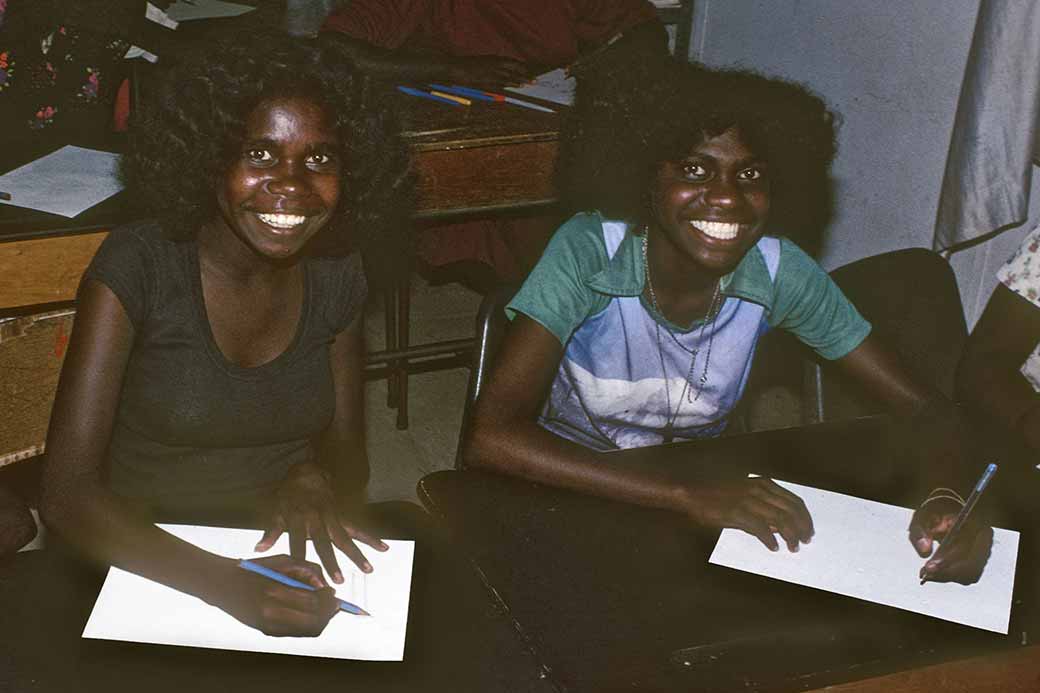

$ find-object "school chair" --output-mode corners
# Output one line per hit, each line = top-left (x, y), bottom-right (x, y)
(809, 247), (967, 423)
(739, 247), (968, 432)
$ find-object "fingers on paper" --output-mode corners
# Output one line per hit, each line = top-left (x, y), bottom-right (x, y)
(326, 513), (389, 575)
(255, 516), (286, 552)
(737, 480), (813, 552)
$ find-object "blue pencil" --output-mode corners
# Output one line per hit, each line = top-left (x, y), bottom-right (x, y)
(238, 559), (371, 616)
(396, 85), (463, 107)
(429, 84), (496, 102)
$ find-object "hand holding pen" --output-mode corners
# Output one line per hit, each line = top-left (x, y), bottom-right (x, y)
(910, 463), (997, 585)
(210, 554), (341, 637)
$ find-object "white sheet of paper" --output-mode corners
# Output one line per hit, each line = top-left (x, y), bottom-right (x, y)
(145, 2), (179, 30)
(0, 146), (122, 218)
(708, 480), (1019, 634)
(82, 524), (415, 660)
(505, 68), (576, 106)
(165, 0), (257, 22)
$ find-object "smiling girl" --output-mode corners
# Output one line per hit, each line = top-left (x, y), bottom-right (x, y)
(39, 32), (411, 636)
(466, 62), (993, 585)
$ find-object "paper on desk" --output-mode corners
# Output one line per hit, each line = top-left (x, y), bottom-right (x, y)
(146, 2), (179, 30)
(505, 68), (575, 106)
(0, 146), (122, 217)
(708, 480), (1019, 634)
(165, 0), (257, 22)
(82, 524), (415, 661)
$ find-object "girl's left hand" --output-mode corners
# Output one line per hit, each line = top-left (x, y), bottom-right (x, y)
(256, 462), (387, 582)
(908, 498), (993, 585)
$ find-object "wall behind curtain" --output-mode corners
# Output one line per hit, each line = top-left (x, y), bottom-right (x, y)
(687, 0), (1028, 326)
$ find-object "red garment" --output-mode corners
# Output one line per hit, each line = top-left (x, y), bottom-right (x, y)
(322, 0), (656, 68)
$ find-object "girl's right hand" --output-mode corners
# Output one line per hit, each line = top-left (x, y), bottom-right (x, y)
(678, 478), (815, 552)
(207, 554), (340, 637)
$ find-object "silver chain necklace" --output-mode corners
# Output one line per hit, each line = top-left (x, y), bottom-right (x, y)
(642, 231), (723, 443)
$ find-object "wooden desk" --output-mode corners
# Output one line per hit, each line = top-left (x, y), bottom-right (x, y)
(376, 93), (562, 428)
(417, 416), (1034, 692)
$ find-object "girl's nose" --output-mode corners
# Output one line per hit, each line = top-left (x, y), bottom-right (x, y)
(704, 177), (740, 208)
(264, 162), (306, 196)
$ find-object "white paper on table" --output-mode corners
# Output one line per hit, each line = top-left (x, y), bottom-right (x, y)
(145, 2), (179, 30)
(0, 146), (122, 217)
(708, 479), (1019, 634)
(165, 0), (257, 22)
(505, 68), (575, 106)
(82, 524), (415, 661)
(124, 45), (160, 63)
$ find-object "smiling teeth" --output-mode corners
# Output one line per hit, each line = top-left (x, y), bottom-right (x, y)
(692, 220), (740, 240)
(258, 213), (306, 229)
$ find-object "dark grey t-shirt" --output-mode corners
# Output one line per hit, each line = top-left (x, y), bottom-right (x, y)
(81, 222), (367, 518)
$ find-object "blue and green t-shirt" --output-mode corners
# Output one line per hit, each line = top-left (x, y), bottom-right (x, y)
(507, 212), (871, 450)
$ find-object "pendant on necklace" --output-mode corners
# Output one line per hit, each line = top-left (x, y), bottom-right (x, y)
(662, 422), (674, 444)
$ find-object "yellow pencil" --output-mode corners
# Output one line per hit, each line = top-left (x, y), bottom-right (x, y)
(430, 90), (472, 106)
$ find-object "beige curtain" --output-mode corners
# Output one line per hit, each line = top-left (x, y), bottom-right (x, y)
(933, 0), (1040, 252)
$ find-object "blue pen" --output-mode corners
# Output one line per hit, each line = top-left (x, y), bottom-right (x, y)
(238, 559), (371, 616)
(429, 84), (496, 102)
(396, 86), (463, 107)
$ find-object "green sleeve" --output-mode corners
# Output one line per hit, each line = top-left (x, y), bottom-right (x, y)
(506, 213), (609, 345)
(768, 239), (872, 360)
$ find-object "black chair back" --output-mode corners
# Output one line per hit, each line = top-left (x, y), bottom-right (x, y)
(814, 247), (967, 421)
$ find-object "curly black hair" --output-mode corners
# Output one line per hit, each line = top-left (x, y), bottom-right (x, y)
(559, 57), (838, 253)
(120, 30), (412, 277)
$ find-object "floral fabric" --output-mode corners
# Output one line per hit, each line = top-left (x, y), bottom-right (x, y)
(0, 1), (134, 154)
(997, 224), (1040, 391)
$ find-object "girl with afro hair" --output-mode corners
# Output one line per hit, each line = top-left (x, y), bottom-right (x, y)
(466, 59), (992, 586)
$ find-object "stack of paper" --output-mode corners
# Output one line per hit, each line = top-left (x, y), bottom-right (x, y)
(505, 68), (575, 107)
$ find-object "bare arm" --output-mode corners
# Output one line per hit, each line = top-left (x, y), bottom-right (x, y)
(957, 283), (1040, 453)
(832, 334), (993, 583)
(466, 315), (815, 552)
(40, 281), (338, 635)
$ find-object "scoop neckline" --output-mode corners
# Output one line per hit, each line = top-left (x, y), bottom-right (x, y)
(187, 242), (310, 379)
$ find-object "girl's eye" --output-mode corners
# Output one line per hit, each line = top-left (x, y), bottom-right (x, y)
(307, 152), (332, 166)
(247, 149), (273, 163)
(680, 162), (709, 180)
(739, 167), (765, 181)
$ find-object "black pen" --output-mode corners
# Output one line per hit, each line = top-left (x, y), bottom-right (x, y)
(0, 191), (11, 201)
(920, 462), (998, 585)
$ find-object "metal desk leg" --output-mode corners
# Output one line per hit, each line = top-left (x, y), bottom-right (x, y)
(395, 275), (411, 430)
(384, 284), (399, 410)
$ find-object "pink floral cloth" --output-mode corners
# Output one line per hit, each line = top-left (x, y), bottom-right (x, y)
(997, 224), (1040, 391)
